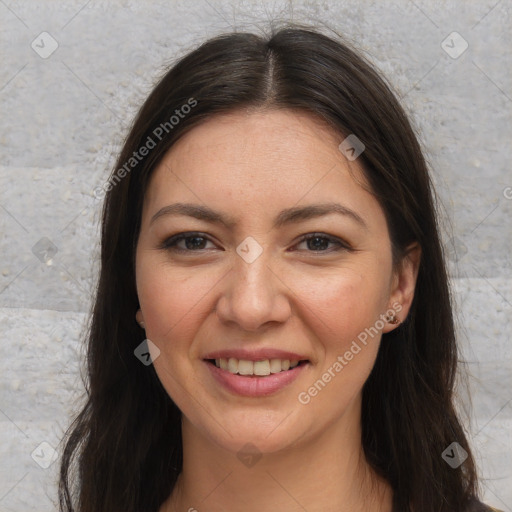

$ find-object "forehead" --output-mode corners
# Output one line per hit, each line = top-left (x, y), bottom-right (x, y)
(142, 109), (380, 228)
(154, 109), (346, 177)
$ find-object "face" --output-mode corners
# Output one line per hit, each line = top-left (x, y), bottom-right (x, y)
(135, 109), (415, 456)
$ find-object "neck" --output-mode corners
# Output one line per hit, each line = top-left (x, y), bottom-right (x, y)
(162, 398), (393, 512)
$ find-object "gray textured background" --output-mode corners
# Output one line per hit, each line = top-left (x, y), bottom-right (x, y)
(0, 1), (511, 510)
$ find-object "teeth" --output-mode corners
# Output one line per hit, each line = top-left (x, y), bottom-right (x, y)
(269, 358), (282, 373)
(238, 359), (253, 375)
(214, 357), (302, 376)
(227, 357), (238, 374)
(253, 360), (270, 376)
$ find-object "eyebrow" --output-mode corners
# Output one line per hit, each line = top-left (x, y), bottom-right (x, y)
(149, 202), (367, 230)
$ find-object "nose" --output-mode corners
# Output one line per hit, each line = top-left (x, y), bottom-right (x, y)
(214, 249), (292, 332)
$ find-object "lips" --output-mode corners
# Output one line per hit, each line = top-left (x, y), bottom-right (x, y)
(202, 348), (311, 397)
(205, 359), (308, 397)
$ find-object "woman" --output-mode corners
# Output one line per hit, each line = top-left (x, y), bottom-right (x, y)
(58, 24), (503, 512)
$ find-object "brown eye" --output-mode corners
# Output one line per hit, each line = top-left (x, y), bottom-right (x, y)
(294, 233), (351, 253)
(160, 232), (217, 253)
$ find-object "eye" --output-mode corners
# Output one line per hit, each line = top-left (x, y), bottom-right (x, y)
(159, 232), (217, 252)
(159, 232), (351, 254)
(294, 233), (351, 253)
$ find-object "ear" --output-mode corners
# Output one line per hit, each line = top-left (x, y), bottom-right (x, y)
(136, 308), (145, 328)
(382, 242), (421, 333)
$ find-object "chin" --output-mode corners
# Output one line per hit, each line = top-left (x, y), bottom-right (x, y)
(194, 414), (295, 452)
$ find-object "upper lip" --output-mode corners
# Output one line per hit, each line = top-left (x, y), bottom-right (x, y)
(202, 348), (309, 362)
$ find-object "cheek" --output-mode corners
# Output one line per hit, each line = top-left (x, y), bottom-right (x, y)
(292, 264), (389, 342)
(135, 261), (218, 403)
(136, 259), (219, 344)
(294, 272), (387, 414)
(294, 266), (388, 387)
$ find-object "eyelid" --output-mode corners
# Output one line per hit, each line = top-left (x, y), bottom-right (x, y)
(295, 233), (353, 252)
(159, 231), (353, 254)
(158, 231), (215, 252)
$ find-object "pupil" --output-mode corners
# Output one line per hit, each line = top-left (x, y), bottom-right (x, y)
(309, 237), (328, 250)
(186, 237), (206, 250)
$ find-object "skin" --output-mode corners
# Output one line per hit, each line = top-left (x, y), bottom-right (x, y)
(135, 108), (421, 512)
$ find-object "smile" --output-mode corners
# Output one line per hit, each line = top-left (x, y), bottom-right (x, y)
(204, 358), (310, 397)
(208, 357), (305, 376)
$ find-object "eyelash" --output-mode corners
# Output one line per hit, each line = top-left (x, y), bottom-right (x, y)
(159, 232), (352, 254)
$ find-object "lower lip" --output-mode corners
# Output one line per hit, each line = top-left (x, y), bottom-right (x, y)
(204, 361), (308, 397)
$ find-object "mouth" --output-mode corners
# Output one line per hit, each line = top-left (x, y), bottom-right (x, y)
(203, 357), (311, 397)
(204, 358), (310, 377)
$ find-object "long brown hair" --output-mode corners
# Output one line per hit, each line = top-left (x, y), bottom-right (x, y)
(59, 22), (485, 511)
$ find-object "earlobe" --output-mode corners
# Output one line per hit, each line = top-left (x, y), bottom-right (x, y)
(135, 309), (145, 329)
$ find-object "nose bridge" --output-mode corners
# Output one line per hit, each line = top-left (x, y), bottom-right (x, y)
(236, 245), (274, 299)
(217, 238), (291, 330)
